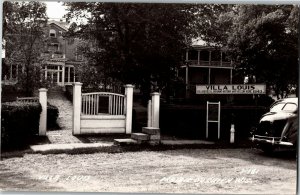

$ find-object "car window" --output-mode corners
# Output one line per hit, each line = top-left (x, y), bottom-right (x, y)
(282, 103), (297, 112)
(270, 103), (285, 112)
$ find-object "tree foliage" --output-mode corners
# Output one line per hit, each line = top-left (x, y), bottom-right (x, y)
(3, 1), (47, 95)
(198, 4), (298, 96)
(64, 3), (199, 99)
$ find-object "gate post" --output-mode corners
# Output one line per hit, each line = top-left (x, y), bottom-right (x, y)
(39, 88), (48, 136)
(73, 82), (82, 135)
(125, 84), (134, 134)
(151, 92), (160, 128)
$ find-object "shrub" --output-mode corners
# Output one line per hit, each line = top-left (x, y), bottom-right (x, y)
(47, 103), (59, 129)
(1, 102), (42, 149)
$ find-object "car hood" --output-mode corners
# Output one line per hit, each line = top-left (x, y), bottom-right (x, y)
(260, 112), (295, 123)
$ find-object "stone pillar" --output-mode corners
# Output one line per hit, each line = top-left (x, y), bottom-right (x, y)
(39, 88), (48, 136)
(151, 92), (160, 128)
(72, 82), (82, 135)
(125, 84), (134, 134)
(209, 51), (212, 65)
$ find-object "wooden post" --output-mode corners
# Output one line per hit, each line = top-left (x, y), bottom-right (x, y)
(39, 88), (48, 136)
(125, 84), (134, 134)
(72, 82), (82, 135)
(147, 100), (152, 127)
(151, 92), (160, 128)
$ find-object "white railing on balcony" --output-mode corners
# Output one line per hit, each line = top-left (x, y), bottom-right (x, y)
(81, 92), (125, 115)
(186, 60), (232, 67)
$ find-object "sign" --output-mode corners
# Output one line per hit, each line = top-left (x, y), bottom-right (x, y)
(196, 84), (266, 95)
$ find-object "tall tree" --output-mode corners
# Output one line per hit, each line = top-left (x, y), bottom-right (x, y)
(3, 1), (48, 95)
(198, 4), (298, 97)
(64, 3), (199, 100)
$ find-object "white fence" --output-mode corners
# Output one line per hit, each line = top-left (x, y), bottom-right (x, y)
(72, 83), (134, 135)
(17, 97), (39, 103)
(81, 92), (125, 115)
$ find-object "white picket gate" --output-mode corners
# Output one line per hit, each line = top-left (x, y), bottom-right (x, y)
(72, 83), (134, 135)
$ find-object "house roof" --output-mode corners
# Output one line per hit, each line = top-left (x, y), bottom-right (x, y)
(48, 20), (69, 31)
(190, 38), (224, 51)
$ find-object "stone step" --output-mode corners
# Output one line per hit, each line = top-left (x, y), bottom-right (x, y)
(142, 127), (160, 135)
(114, 138), (139, 146)
(131, 133), (149, 141)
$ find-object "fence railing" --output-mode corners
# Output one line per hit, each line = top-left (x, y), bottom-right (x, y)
(16, 97), (39, 103)
(81, 92), (125, 115)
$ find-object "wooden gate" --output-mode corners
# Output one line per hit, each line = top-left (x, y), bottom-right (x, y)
(72, 83), (134, 135)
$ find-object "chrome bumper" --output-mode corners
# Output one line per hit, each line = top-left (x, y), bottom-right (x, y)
(250, 135), (293, 146)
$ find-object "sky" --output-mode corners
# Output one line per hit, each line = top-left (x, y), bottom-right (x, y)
(45, 2), (68, 20)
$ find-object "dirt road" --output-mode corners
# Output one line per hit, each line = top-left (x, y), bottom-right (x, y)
(0, 148), (296, 194)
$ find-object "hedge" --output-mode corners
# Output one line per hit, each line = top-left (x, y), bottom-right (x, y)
(1, 102), (42, 149)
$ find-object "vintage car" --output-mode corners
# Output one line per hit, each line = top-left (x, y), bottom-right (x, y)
(251, 97), (298, 153)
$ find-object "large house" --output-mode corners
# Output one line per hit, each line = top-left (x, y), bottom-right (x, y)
(41, 20), (84, 86)
(2, 20), (84, 86)
(180, 39), (234, 99)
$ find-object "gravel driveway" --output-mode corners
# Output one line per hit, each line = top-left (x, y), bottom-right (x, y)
(0, 148), (296, 194)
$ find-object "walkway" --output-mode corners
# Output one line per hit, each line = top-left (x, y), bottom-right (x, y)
(47, 86), (82, 144)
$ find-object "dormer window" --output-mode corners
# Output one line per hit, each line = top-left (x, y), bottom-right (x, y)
(49, 29), (56, 37)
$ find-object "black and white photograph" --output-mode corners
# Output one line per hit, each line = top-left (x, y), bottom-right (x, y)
(0, 1), (298, 194)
